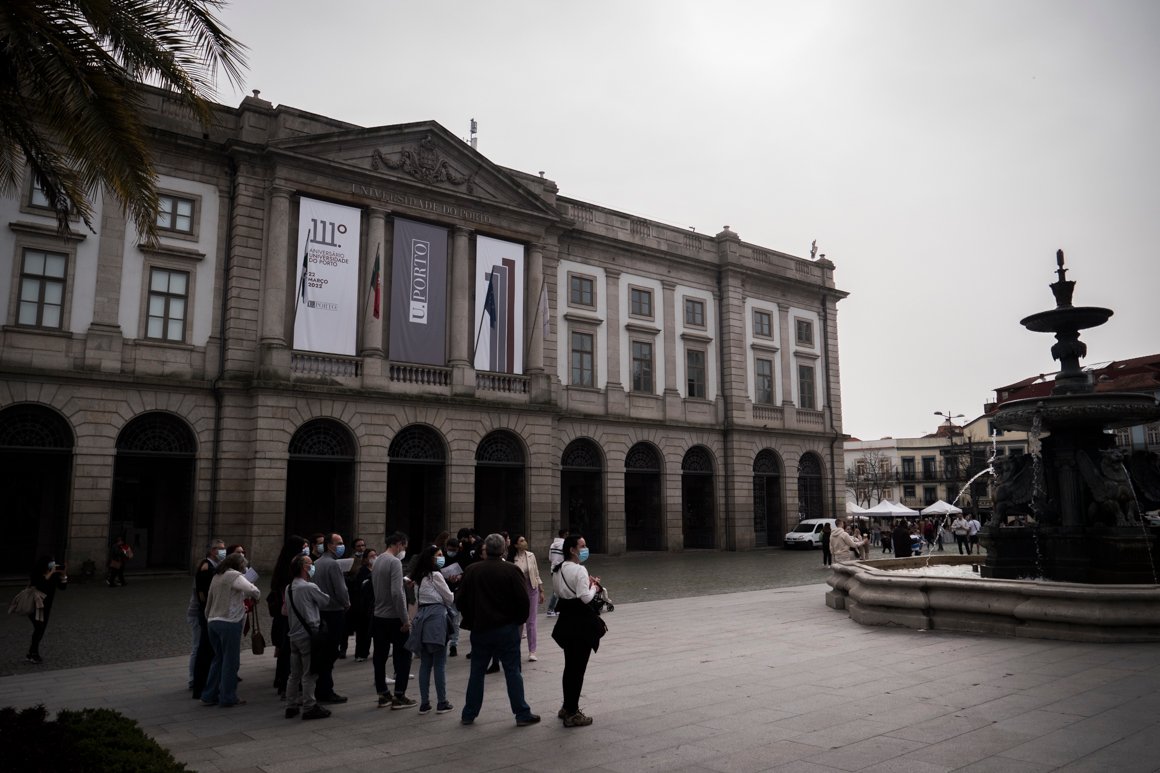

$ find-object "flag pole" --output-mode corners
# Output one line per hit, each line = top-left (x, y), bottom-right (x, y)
(472, 272), (494, 362)
(525, 276), (547, 362)
(294, 229), (310, 311)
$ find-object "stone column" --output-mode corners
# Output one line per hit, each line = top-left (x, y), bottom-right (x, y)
(84, 188), (127, 371)
(604, 269), (625, 414)
(779, 306), (795, 409)
(662, 280), (682, 419)
(259, 187), (292, 374)
(450, 226), (475, 395)
(526, 243), (552, 402)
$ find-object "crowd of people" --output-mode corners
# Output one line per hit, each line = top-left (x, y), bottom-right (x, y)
(182, 527), (602, 729)
(827, 514), (984, 562)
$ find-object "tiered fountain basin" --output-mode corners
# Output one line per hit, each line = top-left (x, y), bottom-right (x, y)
(826, 556), (1160, 643)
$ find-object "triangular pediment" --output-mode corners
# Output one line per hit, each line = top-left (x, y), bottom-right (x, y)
(269, 121), (559, 220)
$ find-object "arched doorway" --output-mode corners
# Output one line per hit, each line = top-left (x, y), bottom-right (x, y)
(287, 419), (357, 543)
(561, 438), (604, 553)
(798, 452), (825, 520)
(474, 431), (526, 538)
(625, 443), (663, 551)
(0, 404), (74, 573)
(386, 425), (446, 547)
(753, 449), (784, 546)
(681, 446), (716, 549)
(112, 412), (196, 569)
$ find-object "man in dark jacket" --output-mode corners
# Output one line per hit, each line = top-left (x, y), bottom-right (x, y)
(455, 533), (539, 727)
(892, 520), (913, 558)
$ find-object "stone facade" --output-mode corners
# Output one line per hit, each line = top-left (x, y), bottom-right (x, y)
(0, 87), (847, 572)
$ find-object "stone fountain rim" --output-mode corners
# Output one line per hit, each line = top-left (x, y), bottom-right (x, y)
(991, 391), (1160, 431)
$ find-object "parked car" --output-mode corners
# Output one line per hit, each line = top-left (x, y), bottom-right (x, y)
(784, 518), (838, 549)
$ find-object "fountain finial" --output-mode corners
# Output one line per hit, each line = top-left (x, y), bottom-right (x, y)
(1055, 248), (1067, 283)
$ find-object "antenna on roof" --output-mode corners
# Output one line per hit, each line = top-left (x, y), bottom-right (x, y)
(469, 118), (478, 150)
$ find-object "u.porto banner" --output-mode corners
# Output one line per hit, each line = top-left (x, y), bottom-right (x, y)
(293, 197), (361, 355)
(389, 218), (448, 365)
(473, 236), (524, 374)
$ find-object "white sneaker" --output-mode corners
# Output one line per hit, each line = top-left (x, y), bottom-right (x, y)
(529, 654), (538, 662)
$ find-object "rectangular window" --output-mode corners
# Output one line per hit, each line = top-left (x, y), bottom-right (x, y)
(684, 298), (705, 327)
(945, 456), (960, 479)
(921, 456), (937, 479)
(631, 340), (654, 393)
(629, 287), (653, 318)
(903, 484), (916, 499)
(753, 309), (772, 337)
(947, 484), (960, 503)
(1009, 446), (1024, 456)
(157, 194), (195, 234)
(17, 249), (67, 329)
(755, 358), (773, 404)
(1148, 424), (1160, 447)
(923, 486), (938, 505)
(795, 318), (814, 345)
(570, 331), (594, 387)
(798, 364), (816, 410)
(686, 348), (706, 398)
(901, 457), (915, 481)
(146, 268), (189, 341)
(569, 274), (594, 307)
(29, 178), (52, 209)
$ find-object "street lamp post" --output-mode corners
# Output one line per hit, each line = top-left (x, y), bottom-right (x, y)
(933, 411), (965, 509)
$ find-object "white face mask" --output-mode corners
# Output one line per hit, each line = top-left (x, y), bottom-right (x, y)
(397, 550), (406, 561)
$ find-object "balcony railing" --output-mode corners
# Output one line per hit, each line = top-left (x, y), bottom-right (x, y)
(388, 363), (450, 386)
(477, 372), (528, 395)
(291, 352), (360, 377)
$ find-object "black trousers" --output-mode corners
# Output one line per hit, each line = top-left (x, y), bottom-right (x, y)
(561, 640), (593, 715)
(372, 616), (412, 696)
(191, 615), (213, 697)
(315, 610), (345, 697)
(28, 608), (51, 656)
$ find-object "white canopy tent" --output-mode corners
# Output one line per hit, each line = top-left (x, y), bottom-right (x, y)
(921, 499), (963, 516)
(866, 500), (921, 518)
(846, 501), (870, 514)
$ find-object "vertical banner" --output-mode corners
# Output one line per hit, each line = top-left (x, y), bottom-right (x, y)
(389, 218), (448, 365)
(292, 197), (362, 355)
(473, 235), (524, 374)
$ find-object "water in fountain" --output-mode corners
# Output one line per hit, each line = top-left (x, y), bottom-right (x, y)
(1119, 462), (1159, 584)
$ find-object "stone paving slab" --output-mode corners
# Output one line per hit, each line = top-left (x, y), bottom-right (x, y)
(2, 583), (1159, 773)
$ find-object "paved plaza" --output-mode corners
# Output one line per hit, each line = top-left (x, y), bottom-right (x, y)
(2, 549), (1159, 772)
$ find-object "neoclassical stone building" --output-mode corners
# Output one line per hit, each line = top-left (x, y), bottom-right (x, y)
(0, 87), (847, 572)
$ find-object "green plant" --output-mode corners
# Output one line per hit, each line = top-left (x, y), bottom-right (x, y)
(0, 705), (189, 772)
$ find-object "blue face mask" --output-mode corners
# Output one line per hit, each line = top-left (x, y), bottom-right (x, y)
(435, 556), (446, 568)
(301, 546), (309, 555)
(579, 548), (590, 563)
(335, 544), (345, 558)
(215, 548), (227, 561)
(307, 564), (316, 578)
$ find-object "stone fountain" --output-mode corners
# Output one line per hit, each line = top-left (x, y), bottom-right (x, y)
(826, 252), (1160, 641)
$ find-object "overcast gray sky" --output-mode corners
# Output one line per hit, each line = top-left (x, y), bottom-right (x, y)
(216, 0), (1159, 440)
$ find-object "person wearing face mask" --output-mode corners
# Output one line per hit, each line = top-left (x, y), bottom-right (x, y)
(550, 534), (601, 728)
(509, 535), (545, 662)
(455, 533), (539, 727)
(405, 545), (455, 715)
(352, 548), (377, 661)
(341, 537), (366, 659)
(442, 537), (463, 657)
(282, 554), (331, 720)
(190, 538), (226, 698)
(311, 533), (350, 703)
(267, 535), (309, 698)
(25, 555), (67, 664)
(373, 531), (416, 709)
(200, 552), (261, 707)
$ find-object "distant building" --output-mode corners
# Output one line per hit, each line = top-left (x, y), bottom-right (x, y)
(0, 86), (848, 572)
(845, 353), (1160, 516)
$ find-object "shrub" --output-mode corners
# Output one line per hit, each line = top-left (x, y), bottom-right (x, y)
(0, 706), (189, 772)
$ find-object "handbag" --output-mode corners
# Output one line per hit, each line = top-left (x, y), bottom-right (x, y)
(287, 585), (333, 674)
(250, 608), (266, 655)
(8, 586), (45, 620)
(560, 568), (607, 641)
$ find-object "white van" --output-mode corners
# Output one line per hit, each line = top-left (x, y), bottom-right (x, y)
(783, 518), (838, 549)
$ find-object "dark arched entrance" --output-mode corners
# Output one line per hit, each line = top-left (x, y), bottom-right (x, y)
(387, 425), (446, 547)
(0, 404), (74, 573)
(798, 452), (825, 520)
(753, 449), (784, 546)
(561, 438), (604, 553)
(681, 446), (716, 549)
(287, 419), (356, 542)
(474, 431), (526, 538)
(625, 443), (663, 551)
(112, 412), (196, 569)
